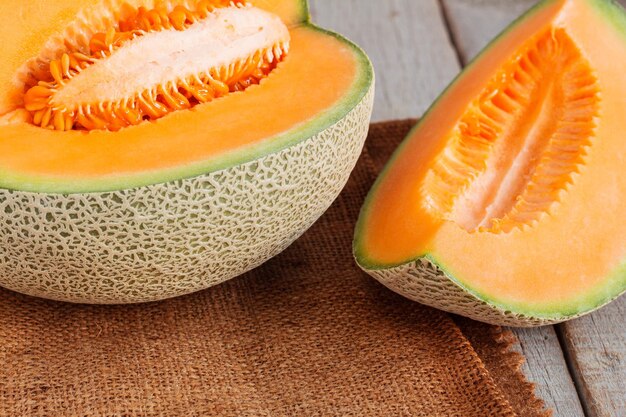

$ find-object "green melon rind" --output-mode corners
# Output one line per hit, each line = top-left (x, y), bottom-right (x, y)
(433, 255), (626, 320)
(291, 0), (310, 24)
(0, 82), (374, 304)
(361, 255), (626, 327)
(354, 0), (626, 326)
(589, 0), (626, 36)
(0, 24), (372, 194)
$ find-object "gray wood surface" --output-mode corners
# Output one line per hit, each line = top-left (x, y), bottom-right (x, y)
(513, 327), (585, 417)
(312, 1), (626, 416)
(559, 297), (626, 417)
(309, 0), (460, 122)
(441, 0), (535, 64)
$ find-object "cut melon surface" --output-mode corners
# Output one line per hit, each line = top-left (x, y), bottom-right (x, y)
(0, 25), (370, 192)
(0, 0), (373, 303)
(354, 0), (625, 326)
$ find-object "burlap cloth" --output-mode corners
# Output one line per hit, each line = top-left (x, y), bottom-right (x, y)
(0, 121), (550, 417)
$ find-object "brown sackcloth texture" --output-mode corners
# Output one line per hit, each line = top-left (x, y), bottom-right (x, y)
(455, 318), (550, 417)
(0, 120), (550, 417)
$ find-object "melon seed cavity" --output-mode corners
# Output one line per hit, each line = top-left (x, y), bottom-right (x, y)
(421, 28), (599, 233)
(22, 1), (290, 131)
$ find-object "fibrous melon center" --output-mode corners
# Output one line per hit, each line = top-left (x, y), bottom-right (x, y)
(422, 28), (599, 233)
(21, 1), (290, 131)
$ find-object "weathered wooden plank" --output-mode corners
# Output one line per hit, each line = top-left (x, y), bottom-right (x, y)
(442, 0), (626, 417)
(558, 296), (626, 417)
(309, 0), (461, 121)
(513, 327), (585, 417)
(441, 0), (535, 64)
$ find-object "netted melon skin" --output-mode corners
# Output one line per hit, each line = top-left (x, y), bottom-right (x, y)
(0, 86), (373, 304)
(362, 258), (580, 327)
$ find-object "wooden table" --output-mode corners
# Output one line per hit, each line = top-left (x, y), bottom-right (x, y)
(309, 1), (626, 416)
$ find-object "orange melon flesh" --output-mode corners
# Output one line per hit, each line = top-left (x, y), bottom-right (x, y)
(0, 0), (369, 192)
(355, 0), (626, 316)
(0, 0), (308, 116)
(253, 0), (308, 24)
(0, 27), (361, 185)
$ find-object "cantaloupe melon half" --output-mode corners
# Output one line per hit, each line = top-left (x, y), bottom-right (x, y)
(354, 0), (625, 327)
(0, 0), (373, 303)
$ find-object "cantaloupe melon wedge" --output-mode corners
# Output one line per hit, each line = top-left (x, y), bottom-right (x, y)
(0, 0), (373, 303)
(354, 0), (625, 327)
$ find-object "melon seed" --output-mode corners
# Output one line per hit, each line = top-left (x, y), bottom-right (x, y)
(22, 1), (290, 131)
(421, 28), (599, 233)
